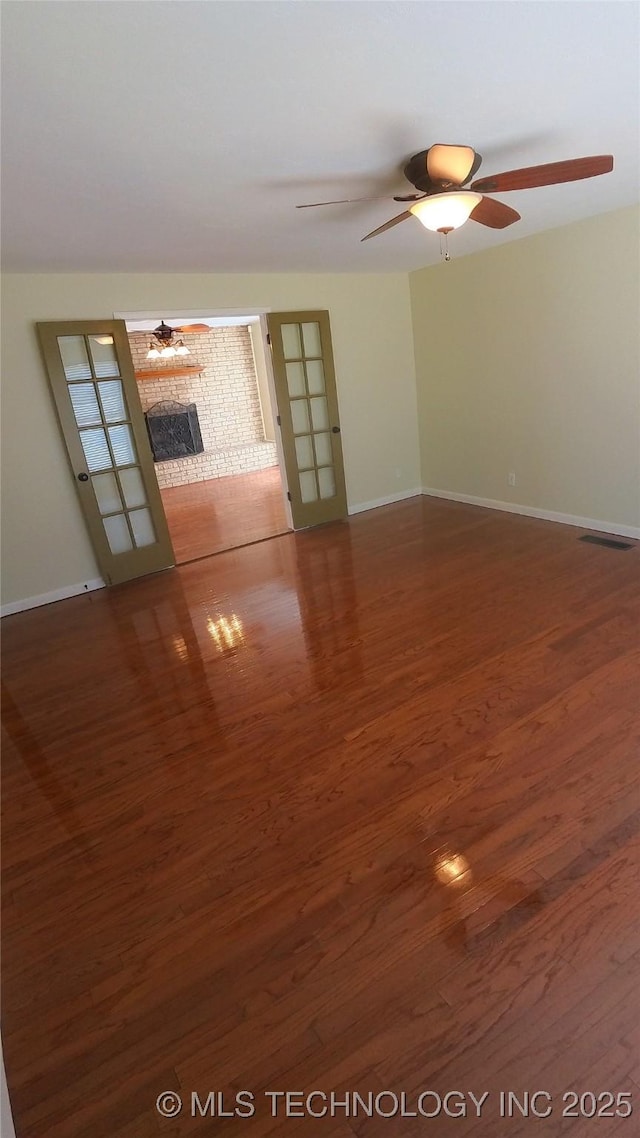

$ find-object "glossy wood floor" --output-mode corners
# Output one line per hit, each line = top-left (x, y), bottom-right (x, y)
(2, 498), (639, 1138)
(161, 466), (289, 564)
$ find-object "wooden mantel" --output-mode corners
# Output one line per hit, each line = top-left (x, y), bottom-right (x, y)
(134, 364), (204, 381)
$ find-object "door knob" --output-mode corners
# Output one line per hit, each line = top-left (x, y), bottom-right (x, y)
(331, 426), (340, 434)
(77, 473), (89, 482)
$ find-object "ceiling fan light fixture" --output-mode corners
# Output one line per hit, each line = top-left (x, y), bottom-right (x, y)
(427, 144), (476, 185)
(175, 340), (190, 356)
(160, 345), (177, 358)
(146, 342), (161, 359)
(409, 191), (483, 232)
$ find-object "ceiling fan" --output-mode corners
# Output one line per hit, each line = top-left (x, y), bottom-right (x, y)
(151, 320), (210, 341)
(145, 320), (211, 360)
(296, 145), (614, 243)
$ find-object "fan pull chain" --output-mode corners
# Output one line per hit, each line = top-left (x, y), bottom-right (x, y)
(439, 231), (451, 262)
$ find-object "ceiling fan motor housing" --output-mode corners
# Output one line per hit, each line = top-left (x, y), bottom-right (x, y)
(404, 151), (442, 193)
(154, 321), (175, 343)
(404, 145), (480, 194)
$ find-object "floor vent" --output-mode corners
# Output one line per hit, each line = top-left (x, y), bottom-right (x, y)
(579, 534), (633, 551)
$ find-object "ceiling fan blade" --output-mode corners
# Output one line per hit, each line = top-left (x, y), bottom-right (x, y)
(471, 155), (613, 193)
(173, 324), (211, 333)
(427, 144), (476, 185)
(361, 210), (412, 242)
(296, 196), (392, 208)
(296, 193), (425, 209)
(470, 197), (521, 229)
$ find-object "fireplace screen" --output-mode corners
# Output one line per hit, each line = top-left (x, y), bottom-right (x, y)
(145, 400), (204, 462)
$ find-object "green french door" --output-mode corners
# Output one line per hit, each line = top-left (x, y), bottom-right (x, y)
(267, 311), (347, 528)
(37, 320), (175, 585)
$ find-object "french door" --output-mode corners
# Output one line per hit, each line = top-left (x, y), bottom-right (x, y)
(37, 320), (175, 585)
(267, 310), (347, 528)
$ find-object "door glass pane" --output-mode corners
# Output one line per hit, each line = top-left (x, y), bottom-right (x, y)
(98, 380), (127, 423)
(318, 466), (336, 500)
(301, 322), (322, 358)
(119, 467), (147, 509)
(69, 383), (101, 427)
(129, 507), (156, 548)
(299, 470), (318, 504)
(314, 432), (332, 466)
(295, 435), (314, 470)
(285, 362), (306, 397)
(92, 472), (122, 515)
(281, 323), (302, 360)
(58, 336), (92, 380)
(306, 360), (325, 395)
(103, 513), (133, 554)
(80, 427), (112, 472)
(290, 400), (310, 434)
(310, 396), (329, 431)
(89, 336), (120, 378)
(108, 424), (136, 466)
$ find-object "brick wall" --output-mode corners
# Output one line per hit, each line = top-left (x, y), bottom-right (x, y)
(129, 327), (278, 489)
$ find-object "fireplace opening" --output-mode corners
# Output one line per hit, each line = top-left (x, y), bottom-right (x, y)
(145, 400), (204, 462)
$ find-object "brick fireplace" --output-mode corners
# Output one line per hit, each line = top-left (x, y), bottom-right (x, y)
(129, 326), (277, 490)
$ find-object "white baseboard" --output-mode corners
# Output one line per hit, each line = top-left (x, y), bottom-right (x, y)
(1, 577), (105, 618)
(3, 490), (635, 617)
(422, 487), (640, 540)
(348, 487), (422, 516)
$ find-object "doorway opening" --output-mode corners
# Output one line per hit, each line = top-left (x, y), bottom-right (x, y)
(124, 314), (291, 564)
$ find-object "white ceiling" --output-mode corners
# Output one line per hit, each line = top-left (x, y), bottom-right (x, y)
(2, 1), (638, 273)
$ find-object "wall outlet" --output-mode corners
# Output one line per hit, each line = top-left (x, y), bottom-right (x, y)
(508, 472), (517, 487)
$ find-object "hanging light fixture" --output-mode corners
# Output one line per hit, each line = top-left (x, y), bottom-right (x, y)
(146, 320), (191, 359)
(409, 191), (483, 232)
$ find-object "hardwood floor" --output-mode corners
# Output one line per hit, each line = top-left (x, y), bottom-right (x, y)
(1, 497), (639, 1137)
(161, 466), (289, 564)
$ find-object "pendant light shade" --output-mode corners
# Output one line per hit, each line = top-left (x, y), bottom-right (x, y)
(409, 191), (483, 232)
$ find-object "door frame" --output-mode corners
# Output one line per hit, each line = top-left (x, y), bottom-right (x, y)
(114, 308), (293, 530)
(257, 314), (293, 530)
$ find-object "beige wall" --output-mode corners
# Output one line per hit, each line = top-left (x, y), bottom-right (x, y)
(4, 212), (637, 611)
(0, 273), (419, 607)
(410, 206), (640, 530)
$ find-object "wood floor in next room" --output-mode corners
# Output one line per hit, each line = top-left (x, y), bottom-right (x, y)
(161, 465), (289, 563)
(1, 498), (639, 1138)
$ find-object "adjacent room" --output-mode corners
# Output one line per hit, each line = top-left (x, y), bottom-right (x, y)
(1, 3), (638, 1138)
(126, 315), (288, 562)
